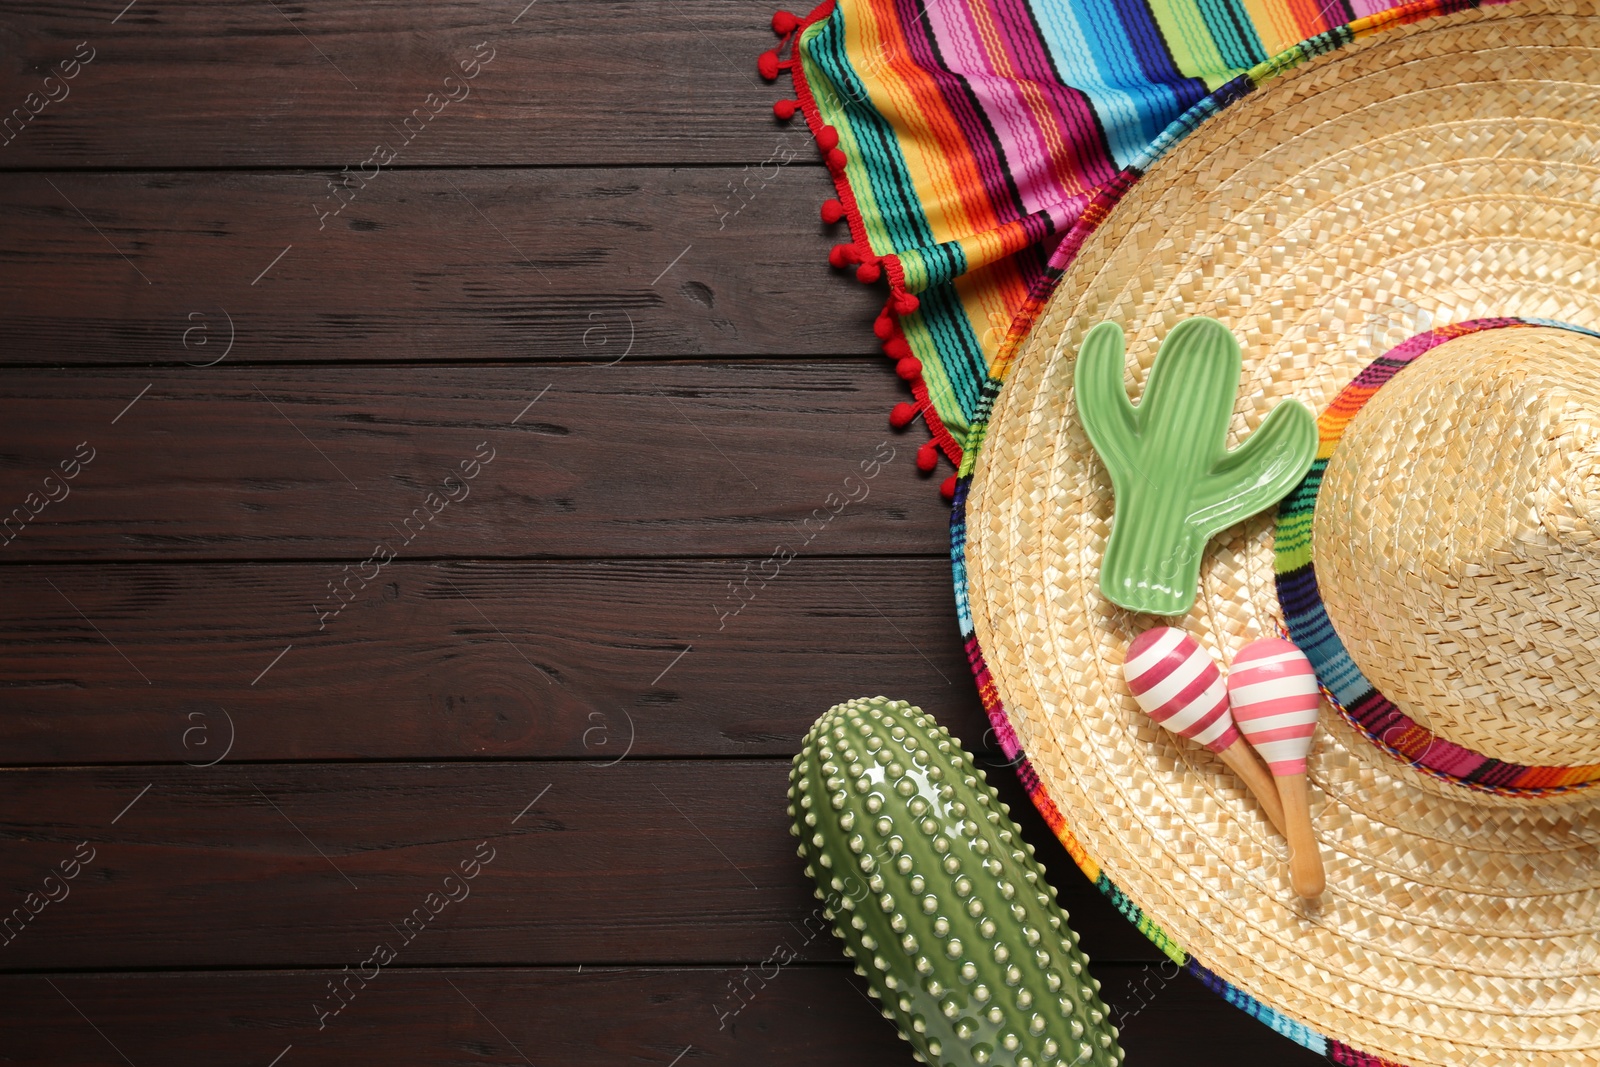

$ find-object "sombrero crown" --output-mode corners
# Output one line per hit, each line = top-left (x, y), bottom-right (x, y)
(1306, 326), (1600, 772)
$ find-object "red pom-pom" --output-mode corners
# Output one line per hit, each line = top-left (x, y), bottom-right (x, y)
(773, 99), (798, 120)
(890, 289), (920, 315)
(889, 401), (919, 429)
(895, 356), (922, 381)
(771, 9), (800, 34)
(828, 243), (860, 269)
(820, 198), (845, 224)
(816, 125), (840, 151)
(940, 474), (957, 500)
(916, 440), (940, 473)
(883, 337), (910, 360)
(826, 148), (848, 172)
(855, 258), (881, 284)
(757, 50), (780, 80)
(874, 311), (895, 340)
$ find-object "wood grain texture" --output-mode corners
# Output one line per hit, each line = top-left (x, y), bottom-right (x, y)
(0, 168), (881, 365)
(0, 760), (1165, 971)
(0, 0), (801, 168)
(1, 559), (983, 764)
(0, 965), (1330, 1065)
(0, 362), (942, 560)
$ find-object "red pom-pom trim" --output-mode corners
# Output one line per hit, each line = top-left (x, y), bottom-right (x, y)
(755, 2), (968, 504)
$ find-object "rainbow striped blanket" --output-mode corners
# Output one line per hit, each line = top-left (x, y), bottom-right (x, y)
(759, 0), (1478, 496)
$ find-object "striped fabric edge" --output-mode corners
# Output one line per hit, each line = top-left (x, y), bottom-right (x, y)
(947, 1), (1503, 1063)
(1273, 317), (1600, 796)
(761, 0), (970, 500)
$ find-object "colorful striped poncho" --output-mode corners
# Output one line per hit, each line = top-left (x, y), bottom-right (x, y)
(757, 0), (1473, 496)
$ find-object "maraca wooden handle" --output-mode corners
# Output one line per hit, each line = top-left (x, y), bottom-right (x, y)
(1278, 772), (1325, 899)
(1215, 739), (1288, 839)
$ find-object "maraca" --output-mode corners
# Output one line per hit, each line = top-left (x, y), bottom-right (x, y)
(1228, 637), (1324, 899)
(1123, 626), (1287, 838)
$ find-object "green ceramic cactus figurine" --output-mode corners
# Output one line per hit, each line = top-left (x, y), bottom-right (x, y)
(789, 696), (1123, 1067)
(1075, 317), (1318, 616)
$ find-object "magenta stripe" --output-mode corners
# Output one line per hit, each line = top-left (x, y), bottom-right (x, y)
(1234, 694), (1317, 718)
(1165, 696), (1230, 739)
(984, 0), (1118, 191)
(1430, 746), (1484, 777)
(1125, 646), (1187, 694)
(928, 1), (1059, 204)
(896, 0), (1032, 232)
(1150, 672), (1225, 725)
(1208, 724), (1241, 752)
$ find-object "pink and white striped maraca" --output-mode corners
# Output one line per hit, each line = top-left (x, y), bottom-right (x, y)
(1228, 637), (1325, 898)
(1122, 627), (1286, 837)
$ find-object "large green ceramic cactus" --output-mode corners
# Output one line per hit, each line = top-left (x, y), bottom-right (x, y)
(1075, 316), (1318, 616)
(788, 697), (1123, 1067)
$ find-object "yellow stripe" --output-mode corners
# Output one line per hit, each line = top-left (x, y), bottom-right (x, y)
(1238, 0), (1303, 54)
(954, 261), (1024, 367)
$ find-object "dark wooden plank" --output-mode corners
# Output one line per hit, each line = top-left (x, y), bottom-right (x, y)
(0, 964), (1329, 1065)
(0, 362), (943, 560)
(0, 559), (985, 764)
(0, 168), (881, 365)
(0, 760), (1164, 970)
(0, 0), (804, 168)
(2, 967), (901, 1067)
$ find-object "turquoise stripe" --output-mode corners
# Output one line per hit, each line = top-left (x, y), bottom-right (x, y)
(916, 281), (988, 428)
(1303, 628), (1370, 703)
(904, 238), (971, 292)
(1193, 0), (1268, 68)
(1032, 1), (1174, 165)
(1215, 981), (1329, 1052)
(1527, 317), (1600, 338)
(1049, 0), (1188, 157)
(952, 546), (972, 635)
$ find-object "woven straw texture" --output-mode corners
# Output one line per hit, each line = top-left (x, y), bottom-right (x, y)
(961, 2), (1600, 1063)
(1272, 318), (1600, 795)
(1317, 328), (1600, 767)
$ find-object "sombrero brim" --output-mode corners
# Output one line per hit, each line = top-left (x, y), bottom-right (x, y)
(952, 2), (1600, 1065)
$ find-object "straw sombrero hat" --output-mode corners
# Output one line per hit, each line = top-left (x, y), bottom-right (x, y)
(952, 1), (1600, 1064)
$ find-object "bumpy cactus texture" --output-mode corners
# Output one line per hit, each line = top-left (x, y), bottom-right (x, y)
(1075, 316), (1318, 616)
(788, 696), (1123, 1067)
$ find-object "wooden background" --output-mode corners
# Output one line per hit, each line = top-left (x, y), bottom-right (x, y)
(0, 3), (1327, 1063)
